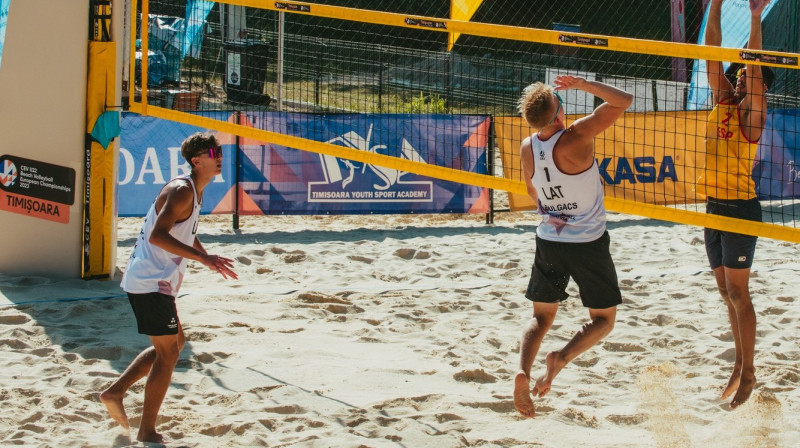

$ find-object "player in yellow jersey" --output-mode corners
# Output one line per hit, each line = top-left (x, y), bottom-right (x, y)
(699, 0), (774, 409)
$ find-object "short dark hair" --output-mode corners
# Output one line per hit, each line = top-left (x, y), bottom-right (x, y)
(725, 62), (774, 90)
(180, 132), (218, 164)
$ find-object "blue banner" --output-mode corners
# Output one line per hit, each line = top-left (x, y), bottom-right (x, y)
(236, 112), (489, 214)
(118, 112), (234, 216)
(687, 0), (777, 110)
(754, 108), (800, 199)
(118, 112), (490, 216)
(0, 0), (10, 70)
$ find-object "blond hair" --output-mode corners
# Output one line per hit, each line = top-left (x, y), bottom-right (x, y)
(517, 82), (558, 129)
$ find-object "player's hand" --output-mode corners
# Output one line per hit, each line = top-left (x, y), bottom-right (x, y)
(202, 254), (238, 280)
(750, 0), (770, 14)
(553, 75), (587, 91)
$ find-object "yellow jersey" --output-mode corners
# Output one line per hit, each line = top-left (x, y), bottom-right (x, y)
(696, 100), (758, 200)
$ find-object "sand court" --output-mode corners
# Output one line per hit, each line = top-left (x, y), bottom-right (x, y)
(1, 212), (798, 447)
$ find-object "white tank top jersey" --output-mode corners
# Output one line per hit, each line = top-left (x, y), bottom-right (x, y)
(121, 175), (201, 296)
(530, 130), (607, 243)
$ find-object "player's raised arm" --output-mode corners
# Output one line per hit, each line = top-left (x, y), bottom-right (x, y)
(705, 0), (734, 105)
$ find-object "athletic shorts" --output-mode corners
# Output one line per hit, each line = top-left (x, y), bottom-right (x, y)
(127, 292), (180, 336)
(705, 197), (761, 270)
(525, 231), (622, 309)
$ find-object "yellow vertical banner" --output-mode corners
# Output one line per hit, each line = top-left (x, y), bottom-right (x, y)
(448, 0), (483, 51)
(83, 40), (117, 279)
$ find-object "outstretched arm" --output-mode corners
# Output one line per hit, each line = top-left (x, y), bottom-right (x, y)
(705, 0), (733, 105)
(742, 0), (770, 140)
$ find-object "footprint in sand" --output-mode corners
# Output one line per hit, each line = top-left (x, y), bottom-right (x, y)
(201, 422), (254, 437)
(263, 404), (306, 414)
(297, 292), (351, 305)
(394, 248), (432, 260)
(347, 255), (374, 264)
(453, 368), (497, 383)
(559, 407), (600, 428)
(0, 314), (31, 325)
(606, 413), (647, 425)
(282, 252), (308, 263)
(461, 400), (516, 413)
(236, 256), (252, 266)
(185, 331), (217, 342)
(603, 341), (646, 352)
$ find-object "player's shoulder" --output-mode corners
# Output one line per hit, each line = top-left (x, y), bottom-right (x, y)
(164, 178), (195, 200)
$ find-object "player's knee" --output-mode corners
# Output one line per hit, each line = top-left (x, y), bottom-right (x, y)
(602, 316), (615, 333)
(154, 342), (181, 364)
(725, 285), (751, 307)
(534, 313), (555, 331)
(593, 314), (615, 335)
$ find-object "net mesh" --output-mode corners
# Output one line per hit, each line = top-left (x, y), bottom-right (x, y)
(127, 0), (800, 241)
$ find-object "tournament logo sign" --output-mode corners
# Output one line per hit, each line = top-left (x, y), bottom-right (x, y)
(310, 125), (434, 204)
(1, 159), (16, 187)
(0, 155), (75, 224)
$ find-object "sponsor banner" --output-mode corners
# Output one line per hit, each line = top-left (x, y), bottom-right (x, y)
(496, 110), (800, 211)
(237, 112), (488, 215)
(118, 111), (235, 217)
(119, 112), (489, 216)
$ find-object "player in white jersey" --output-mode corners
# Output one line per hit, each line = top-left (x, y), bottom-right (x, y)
(100, 132), (238, 443)
(513, 75), (632, 418)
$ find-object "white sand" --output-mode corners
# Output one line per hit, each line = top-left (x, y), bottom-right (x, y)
(1, 211), (798, 447)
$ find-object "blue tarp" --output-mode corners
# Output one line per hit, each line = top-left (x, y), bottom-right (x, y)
(0, 0), (10, 70)
(182, 0), (215, 59)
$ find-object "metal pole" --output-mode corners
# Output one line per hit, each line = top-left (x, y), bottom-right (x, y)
(233, 110), (241, 230)
(315, 39), (324, 107)
(377, 45), (383, 112)
(277, 12), (284, 111)
(486, 116), (495, 225)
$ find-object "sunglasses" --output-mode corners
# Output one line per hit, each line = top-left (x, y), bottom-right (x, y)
(549, 91), (563, 125)
(197, 145), (223, 158)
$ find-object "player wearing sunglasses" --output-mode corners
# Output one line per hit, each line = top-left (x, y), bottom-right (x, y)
(101, 131), (238, 442)
(698, 0), (773, 410)
(513, 75), (632, 418)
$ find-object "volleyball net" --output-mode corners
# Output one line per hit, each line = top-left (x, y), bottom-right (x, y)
(126, 0), (800, 242)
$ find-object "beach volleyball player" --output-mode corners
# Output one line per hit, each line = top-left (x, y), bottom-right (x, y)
(513, 75), (632, 418)
(100, 132), (238, 443)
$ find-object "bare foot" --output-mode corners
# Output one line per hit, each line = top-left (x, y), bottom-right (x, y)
(137, 430), (165, 444)
(99, 389), (130, 430)
(720, 369), (741, 400)
(729, 373), (756, 409)
(533, 351), (564, 398)
(513, 371), (535, 418)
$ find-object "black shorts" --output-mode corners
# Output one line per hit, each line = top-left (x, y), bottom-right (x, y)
(127, 292), (180, 336)
(705, 197), (761, 270)
(525, 231), (622, 309)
